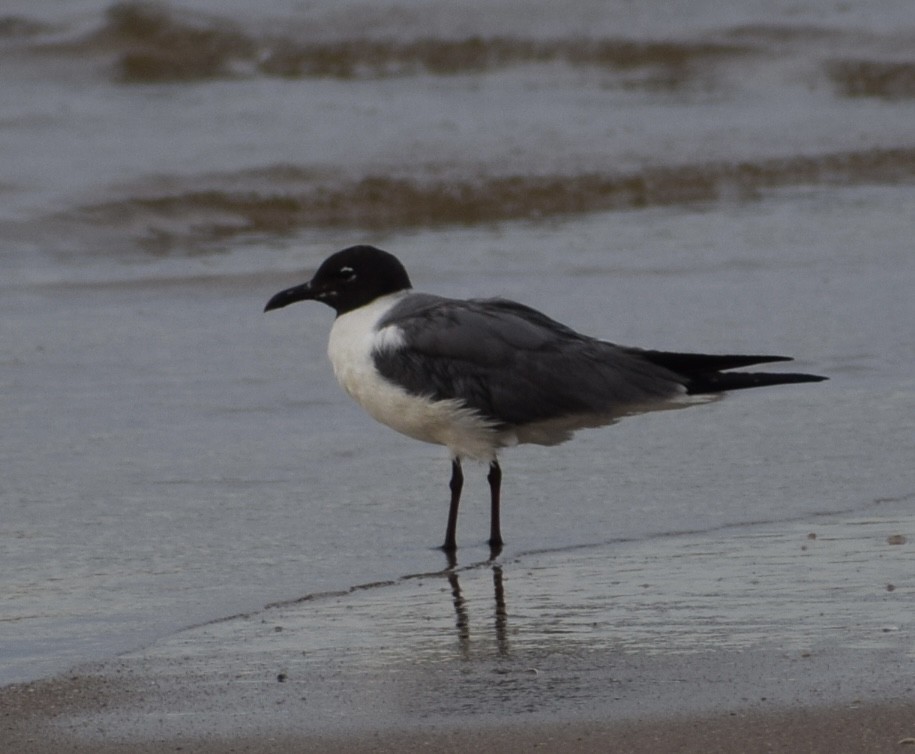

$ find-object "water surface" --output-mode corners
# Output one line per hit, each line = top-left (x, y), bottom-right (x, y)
(1, 0), (913, 687)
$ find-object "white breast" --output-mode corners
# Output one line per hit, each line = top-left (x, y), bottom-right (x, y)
(326, 293), (501, 461)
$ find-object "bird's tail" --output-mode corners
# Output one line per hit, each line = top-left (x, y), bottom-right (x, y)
(633, 349), (827, 395)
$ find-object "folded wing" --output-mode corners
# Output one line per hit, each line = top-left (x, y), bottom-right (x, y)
(374, 296), (679, 427)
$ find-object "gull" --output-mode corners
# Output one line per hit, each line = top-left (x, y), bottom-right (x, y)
(265, 245), (826, 551)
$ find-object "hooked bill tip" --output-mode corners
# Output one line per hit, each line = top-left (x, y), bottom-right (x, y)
(264, 281), (313, 312)
(263, 294), (284, 313)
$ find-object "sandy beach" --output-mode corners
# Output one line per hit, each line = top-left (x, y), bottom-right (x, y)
(4, 640), (915, 754)
(3, 691), (915, 754)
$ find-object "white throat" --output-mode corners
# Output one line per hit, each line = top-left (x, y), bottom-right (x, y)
(326, 291), (500, 460)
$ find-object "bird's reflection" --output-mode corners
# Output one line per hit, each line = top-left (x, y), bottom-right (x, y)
(442, 546), (509, 658)
(446, 569), (469, 648)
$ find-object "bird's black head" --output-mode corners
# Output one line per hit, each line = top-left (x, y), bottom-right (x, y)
(264, 245), (412, 316)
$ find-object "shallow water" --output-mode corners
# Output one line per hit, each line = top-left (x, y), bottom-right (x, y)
(49, 503), (915, 740)
(1, 0), (914, 687)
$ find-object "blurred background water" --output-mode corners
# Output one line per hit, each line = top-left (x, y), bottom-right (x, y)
(1, 0), (913, 686)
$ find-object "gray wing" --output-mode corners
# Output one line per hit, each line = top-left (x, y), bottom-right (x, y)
(373, 294), (685, 427)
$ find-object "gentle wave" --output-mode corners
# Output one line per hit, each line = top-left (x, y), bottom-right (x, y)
(256, 37), (743, 84)
(79, 1), (257, 82)
(34, 2), (742, 86)
(15, 1), (910, 101)
(14, 2), (912, 99)
(828, 60), (915, 100)
(69, 147), (915, 252)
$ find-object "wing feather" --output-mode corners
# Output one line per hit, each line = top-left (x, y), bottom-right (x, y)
(373, 295), (684, 426)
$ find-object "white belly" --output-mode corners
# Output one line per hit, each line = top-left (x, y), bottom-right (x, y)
(326, 294), (500, 461)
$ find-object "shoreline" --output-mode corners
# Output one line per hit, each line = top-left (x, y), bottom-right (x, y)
(4, 512), (914, 752)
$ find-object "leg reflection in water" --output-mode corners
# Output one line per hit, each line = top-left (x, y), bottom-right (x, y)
(445, 556), (509, 658)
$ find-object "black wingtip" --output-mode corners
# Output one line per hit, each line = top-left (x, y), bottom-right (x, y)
(637, 350), (796, 374)
(687, 371), (828, 394)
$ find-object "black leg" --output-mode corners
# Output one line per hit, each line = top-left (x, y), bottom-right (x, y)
(487, 460), (503, 548)
(443, 458), (463, 551)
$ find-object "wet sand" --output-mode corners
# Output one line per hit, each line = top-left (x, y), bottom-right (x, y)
(3, 695), (915, 754)
(4, 509), (913, 753)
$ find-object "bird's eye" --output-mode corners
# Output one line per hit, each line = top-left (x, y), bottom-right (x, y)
(336, 266), (356, 281)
